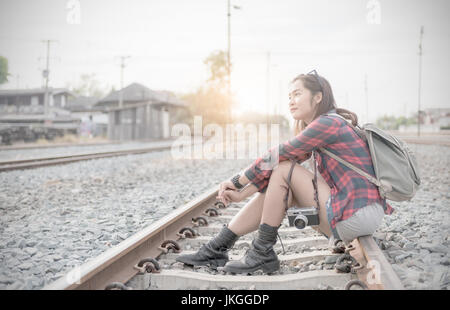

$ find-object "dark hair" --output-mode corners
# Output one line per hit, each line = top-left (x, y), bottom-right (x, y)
(291, 73), (358, 135)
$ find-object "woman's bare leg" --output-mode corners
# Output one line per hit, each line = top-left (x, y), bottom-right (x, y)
(228, 193), (265, 236)
(260, 161), (333, 237)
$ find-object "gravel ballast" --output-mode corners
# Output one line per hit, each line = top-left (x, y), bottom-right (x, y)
(0, 143), (449, 290)
(0, 150), (252, 289)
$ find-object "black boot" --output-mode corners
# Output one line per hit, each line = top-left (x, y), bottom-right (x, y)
(176, 225), (239, 268)
(222, 223), (280, 274)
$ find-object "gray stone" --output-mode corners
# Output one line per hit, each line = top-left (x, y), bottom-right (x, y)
(24, 247), (38, 256)
(440, 258), (450, 266)
(50, 254), (63, 262)
(17, 239), (27, 249)
(0, 276), (15, 285)
(324, 255), (338, 264)
(392, 264), (408, 280)
(419, 249), (431, 256)
(388, 249), (406, 258)
(372, 232), (386, 241)
(395, 253), (412, 263)
(6, 281), (23, 290)
(402, 241), (416, 251)
(26, 240), (38, 247)
(46, 262), (63, 274)
(17, 262), (33, 270)
(419, 242), (448, 254)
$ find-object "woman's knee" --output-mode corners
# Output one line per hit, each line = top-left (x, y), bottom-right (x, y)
(271, 160), (293, 179)
(271, 161), (310, 182)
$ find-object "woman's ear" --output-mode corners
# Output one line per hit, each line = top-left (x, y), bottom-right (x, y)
(314, 92), (323, 105)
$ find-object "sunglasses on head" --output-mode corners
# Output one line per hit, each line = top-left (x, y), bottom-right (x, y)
(307, 70), (323, 92)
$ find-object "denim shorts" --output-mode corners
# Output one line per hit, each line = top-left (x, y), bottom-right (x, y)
(326, 197), (385, 245)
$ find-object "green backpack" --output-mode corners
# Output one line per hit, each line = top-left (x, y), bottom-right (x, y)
(320, 114), (421, 202)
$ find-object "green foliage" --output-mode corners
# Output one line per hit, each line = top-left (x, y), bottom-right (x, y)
(0, 56), (9, 85)
(203, 50), (229, 86)
(181, 84), (230, 126)
(376, 115), (417, 130)
(182, 50), (233, 125)
(67, 73), (107, 98)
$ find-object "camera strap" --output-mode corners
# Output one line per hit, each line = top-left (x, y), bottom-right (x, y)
(312, 151), (321, 211)
(283, 160), (297, 212)
(283, 154), (321, 212)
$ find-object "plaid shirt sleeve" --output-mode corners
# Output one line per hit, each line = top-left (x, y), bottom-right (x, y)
(244, 115), (342, 192)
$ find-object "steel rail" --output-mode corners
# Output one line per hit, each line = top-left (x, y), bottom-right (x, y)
(43, 183), (404, 290)
(0, 138), (215, 172)
(0, 145), (173, 172)
(0, 141), (122, 151)
(43, 186), (219, 290)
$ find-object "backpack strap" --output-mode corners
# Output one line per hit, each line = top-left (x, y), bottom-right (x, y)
(325, 112), (367, 142)
(319, 147), (381, 188)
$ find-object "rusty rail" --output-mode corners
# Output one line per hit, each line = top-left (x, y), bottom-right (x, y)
(0, 145), (173, 172)
(43, 184), (404, 290)
(43, 187), (218, 290)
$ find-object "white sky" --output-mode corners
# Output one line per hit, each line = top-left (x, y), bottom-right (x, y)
(0, 0), (449, 122)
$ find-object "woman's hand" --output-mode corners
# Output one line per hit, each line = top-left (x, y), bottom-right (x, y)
(220, 189), (243, 206)
(218, 180), (236, 199)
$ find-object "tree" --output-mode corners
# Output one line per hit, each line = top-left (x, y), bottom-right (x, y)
(181, 85), (230, 126)
(376, 115), (417, 130)
(0, 56), (9, 85)
(182, 50), (233, 125)
(203, 50), (229, 86)
(67, 73), (108, 98)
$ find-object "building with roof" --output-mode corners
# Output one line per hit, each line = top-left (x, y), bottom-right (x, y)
(96, 83), (189, 141)
(0, 88), (73, 115)
(65, 96), (108, 137)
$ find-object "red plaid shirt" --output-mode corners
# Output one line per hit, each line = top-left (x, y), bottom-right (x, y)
(244, 113), (394, 229)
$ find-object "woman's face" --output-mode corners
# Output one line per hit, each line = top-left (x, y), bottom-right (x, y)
(288, 79), (320, 123)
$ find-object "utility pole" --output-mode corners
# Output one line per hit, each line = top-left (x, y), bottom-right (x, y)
(118, 56), (131, 108)
(226, 1), (241, 123)
(364, 74), (369, 123)
(227, 0), (232, 123)
(266, 51), (271, 125)
(41, 40), (58, 117)
(417, 26), (424, 137)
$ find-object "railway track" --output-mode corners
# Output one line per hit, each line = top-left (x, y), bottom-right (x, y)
(43, 185), (404, 291)
(0, 144), (174, 172)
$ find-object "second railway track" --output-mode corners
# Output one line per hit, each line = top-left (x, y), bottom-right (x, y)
(0, 145), (173, 172)
(44, 185), (404, 291)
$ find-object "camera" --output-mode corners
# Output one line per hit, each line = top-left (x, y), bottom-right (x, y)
(287, 207), (320, 229)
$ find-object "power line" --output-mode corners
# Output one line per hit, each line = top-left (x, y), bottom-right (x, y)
(41, 39), (59, 117)
(226, 0), (241, 123)
(116, 55), (131, 108)
(266, 51), (271, 124)
(364, 73), (369, 123)
(417, 26), (424, 137)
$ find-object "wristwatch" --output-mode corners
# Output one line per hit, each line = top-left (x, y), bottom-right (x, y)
(231, 174), (244, 190)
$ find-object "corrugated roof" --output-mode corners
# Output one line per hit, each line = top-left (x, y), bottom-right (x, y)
(0, 88), (73, 97)
(66, 96), (101, 112)
(97, 83), (163, 104)
(96, 83), (187, 108)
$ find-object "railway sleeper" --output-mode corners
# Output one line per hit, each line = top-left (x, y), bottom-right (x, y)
(158, 250), (338, 267)
(195, 224), (318, 239)
(176, 235), (329, 251)
(127, 269), (355, 290)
